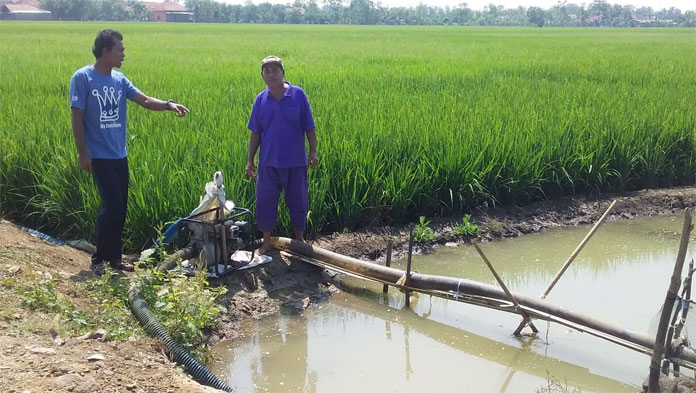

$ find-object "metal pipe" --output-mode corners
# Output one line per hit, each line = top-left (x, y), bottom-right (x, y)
(218, 206), (228, 274)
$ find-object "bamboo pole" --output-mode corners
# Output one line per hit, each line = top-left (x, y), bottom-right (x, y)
(541, 200), (617, 299)
(674, 260), (695, 339)
(664, 260), (694, 375)
(473, 241), (538, 335)
(648, 208), (692, 393)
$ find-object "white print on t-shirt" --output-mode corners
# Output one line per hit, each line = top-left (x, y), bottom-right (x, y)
(92, 86), (122, 129)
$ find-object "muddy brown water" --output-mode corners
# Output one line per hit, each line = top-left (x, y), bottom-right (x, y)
(207, 215), (696, 392)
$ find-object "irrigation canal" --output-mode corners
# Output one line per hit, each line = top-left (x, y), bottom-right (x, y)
(207, 215), (696, 392)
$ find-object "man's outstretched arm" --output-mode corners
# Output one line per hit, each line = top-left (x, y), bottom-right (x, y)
(133, 93), (189, 117)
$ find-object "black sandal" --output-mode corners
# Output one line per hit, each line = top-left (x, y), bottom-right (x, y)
(110, 260), (135, 272)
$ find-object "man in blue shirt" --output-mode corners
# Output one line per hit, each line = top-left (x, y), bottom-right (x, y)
(70, 29), (189, 273)
(246, 56), (318, 254)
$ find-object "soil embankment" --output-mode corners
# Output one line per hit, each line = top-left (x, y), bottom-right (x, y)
(3, 186), (696, 392)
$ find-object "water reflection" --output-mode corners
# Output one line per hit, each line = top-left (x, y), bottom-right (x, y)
(211, 315), (314, 393)
(209, 292), (633, 392)
(208, 215), (694, 392)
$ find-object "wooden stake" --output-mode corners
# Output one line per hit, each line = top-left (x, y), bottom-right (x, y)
(648, 209), (692, 393)
(473, 241), (538, 335)
(383, 239), (393, 294)
(405, 230), (413, 308)
(541, 199), (617, 299)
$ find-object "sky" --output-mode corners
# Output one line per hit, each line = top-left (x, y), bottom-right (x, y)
(202, 0), (695, 11)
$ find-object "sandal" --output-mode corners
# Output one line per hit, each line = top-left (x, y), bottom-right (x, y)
(110, 259), (135, 272)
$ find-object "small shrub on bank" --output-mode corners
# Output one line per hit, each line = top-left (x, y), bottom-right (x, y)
(136, 263), (227, 355)
(7, 256), (227, 358)
(18, 273), (89, 333)
(20, 276), (60, 312)
(81, 266), (141, 339)
(455, 214), (480, 237)
(413, 216), (435, 243)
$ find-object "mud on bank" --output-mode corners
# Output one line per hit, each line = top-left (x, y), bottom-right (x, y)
(315, 186), (696, 262)
(3, 186), (696, 392)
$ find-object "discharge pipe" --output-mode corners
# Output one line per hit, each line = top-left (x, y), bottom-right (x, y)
(270, 237), (696, 366)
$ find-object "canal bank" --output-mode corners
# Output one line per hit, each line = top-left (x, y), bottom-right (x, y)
(3, 186), (696, 392)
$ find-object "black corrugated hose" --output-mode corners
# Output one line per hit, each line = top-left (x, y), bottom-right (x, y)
(16, 223), (235, 391)
(127, 236), (264, 391)
(128, 284), (234, 393)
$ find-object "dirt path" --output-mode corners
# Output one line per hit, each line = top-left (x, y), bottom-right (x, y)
(2, 186), (696, 392)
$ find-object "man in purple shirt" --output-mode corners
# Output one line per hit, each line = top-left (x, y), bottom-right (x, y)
(246, 56), (318, 254)
(70, 29), (189, 274)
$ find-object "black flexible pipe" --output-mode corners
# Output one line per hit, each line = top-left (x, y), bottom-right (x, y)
(128, 284), (234, 392)
(157, 246), (196, 273)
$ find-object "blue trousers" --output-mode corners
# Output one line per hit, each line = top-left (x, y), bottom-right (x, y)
(91, 158), (129, 264)
(256, 166), (308, 232)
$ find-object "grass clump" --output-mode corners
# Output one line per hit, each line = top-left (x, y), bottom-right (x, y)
(5, 257), (226, 358)
(16, 273), (89, 334)
(135, 262), (227, 356)
(19, 276), (60, 312)
(455, 214), (479, 237)
(80, 267), (142, 339)
(413, 216), (435, 243)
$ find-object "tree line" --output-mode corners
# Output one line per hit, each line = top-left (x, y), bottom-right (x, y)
(39, 0), (696, 27)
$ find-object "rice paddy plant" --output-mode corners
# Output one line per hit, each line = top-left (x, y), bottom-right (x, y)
(1, 23), (695, 251)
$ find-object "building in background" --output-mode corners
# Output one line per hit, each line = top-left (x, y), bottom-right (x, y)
(143, 1), (192, 22)
(0, 0), (51, 20)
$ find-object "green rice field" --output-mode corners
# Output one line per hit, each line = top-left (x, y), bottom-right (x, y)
(1, 22), (695, 251)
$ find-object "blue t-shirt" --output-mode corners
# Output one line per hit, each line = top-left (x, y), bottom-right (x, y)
(247, 82), (315, 168)
(69, 65), (141, 159)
